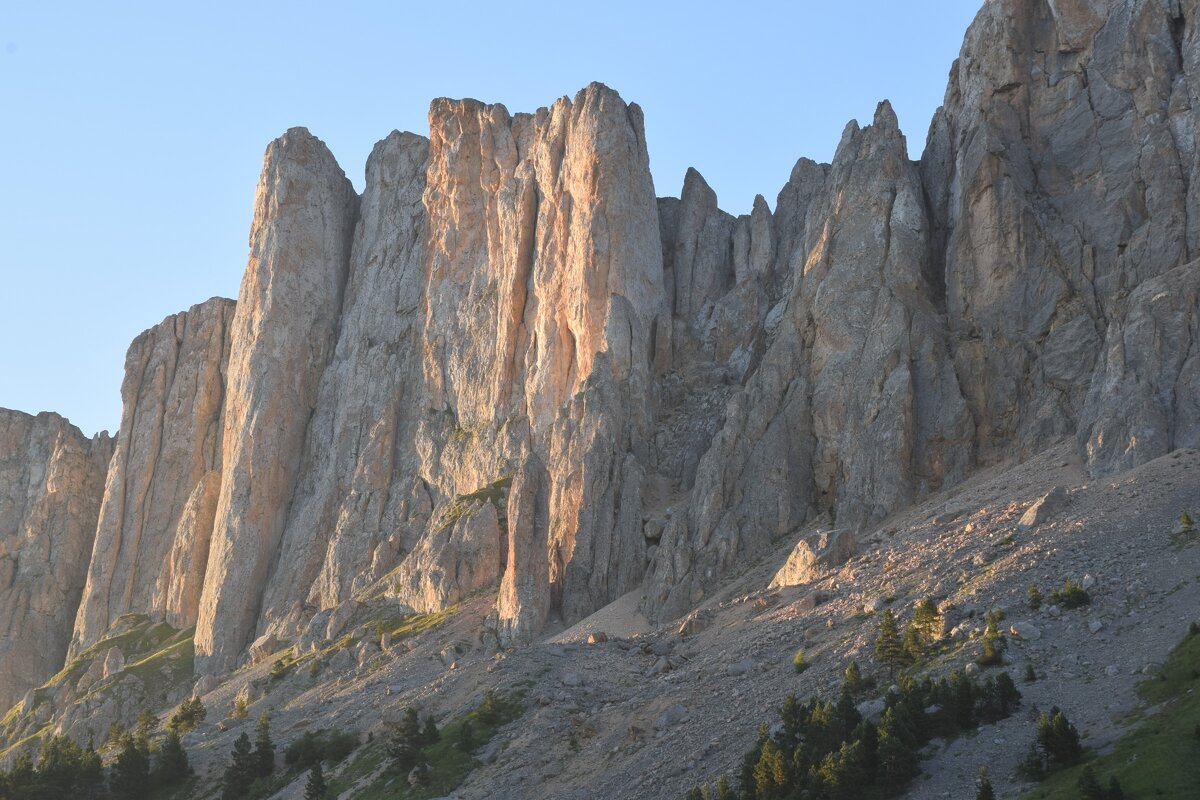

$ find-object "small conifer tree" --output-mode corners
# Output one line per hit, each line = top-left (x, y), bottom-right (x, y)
(976, 767), (995, 800)
(1028, 583), (1043, 610)
(304, 763), (328, 800)
(793, 648), (809, 673)
(875, 609), (906, 678)
(253, 715), (275, 778)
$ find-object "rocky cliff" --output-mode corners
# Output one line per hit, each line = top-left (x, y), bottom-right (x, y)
(0, 411), (111, 711)
(6, 0), (1200, 696)
(71, 298), (234, 654)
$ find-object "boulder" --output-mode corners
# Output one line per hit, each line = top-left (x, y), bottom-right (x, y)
(770, 529), (856, 588)
(1018, 487), (1070, 530)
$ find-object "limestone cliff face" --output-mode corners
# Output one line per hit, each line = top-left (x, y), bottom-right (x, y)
(0, 411), (111, 710)
(922, 0), (1200, 470)
(645, 105), (973, 619)
(195, 129), (359, 673)
(416, 83), (663, 641)
(71, 297), (233, 654)
(15, 0), (1200, 680)
(257, 130), (431, 638)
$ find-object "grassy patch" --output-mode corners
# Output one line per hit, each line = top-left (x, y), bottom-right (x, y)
(1023, 626), (1200, 798)
(430, 476), (512, 533)
(333, 691), (524, 800)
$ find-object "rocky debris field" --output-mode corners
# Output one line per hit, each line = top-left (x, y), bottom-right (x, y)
(70, 440), (1190, 799)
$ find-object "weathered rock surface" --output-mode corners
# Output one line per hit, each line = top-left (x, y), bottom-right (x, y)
(0, 410), (111, 710)
(770, 528), (856, 588)
(71, 297), (233, 654)
(13, 0), (1200, 683)
(416, 84), (663, 642)
(257, 130), (430, 639)
(196, 128), (359, 674)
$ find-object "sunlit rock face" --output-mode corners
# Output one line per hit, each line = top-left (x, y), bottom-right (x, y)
(0, 410), (111, 710)
(415, 83), (664, 643)
(70, 297), (233, 655)
(195, 128), (359, 674)
(21, 0), (1200, 679)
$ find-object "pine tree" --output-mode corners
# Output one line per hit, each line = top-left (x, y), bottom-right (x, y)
(304, 763), (328, 800)
(793, 648), (809, 673)
(1077, 766), (1105, 800)
(875, 609), (907, 678)
(976, 767), (995, 800)
(457, 719), (475, 752)
(253, 714), (275, 778)
(1024, 663), (1038, 683)
(1107, 776), (1126, 800)
(421, 714), (440, 745)
(221, 732), (256, 800)
(153, 728), (191, 787)
(409, 760), (431, 787)
(1028, 583), (1043, 610)
(479, 689), (500, 724)
(387, 708), (424, 773)
(977, 610), (1005, 666)
(110, 734), (150, 800)
(134, 709), (157, 750)
(902, 622), (924, 662)
(842, 661), (868, 695)
(912, 597), (940, 641)
(714, 775), (735, 800)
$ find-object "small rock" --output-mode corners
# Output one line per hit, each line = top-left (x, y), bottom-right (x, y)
(1009, 621), (1042, 641)
(562, 672), (584, 688)
(654, 704), (688, 730)
(1105, 665), (1119, 677)
(1088, 619), (1104, 634)
(587, 631), (608, 645)
(1081, 574), (1096, 590)
(964, 663), (981, 677)
(727, 659), (755, 676)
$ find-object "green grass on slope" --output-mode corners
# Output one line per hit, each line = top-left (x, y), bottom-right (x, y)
(328, 690), (524, 799)
(1024, 625), (1200, 799)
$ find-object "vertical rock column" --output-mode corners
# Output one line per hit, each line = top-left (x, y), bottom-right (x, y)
(70, 297), (234, 654)
(0, 410), (112, 711)
(195, 129), (358, 674)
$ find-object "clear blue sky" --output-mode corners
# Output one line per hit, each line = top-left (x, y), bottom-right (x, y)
(0, 1), (982, 437)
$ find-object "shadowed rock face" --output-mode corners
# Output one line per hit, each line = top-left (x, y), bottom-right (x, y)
(71, 297), (234, 655)
(0, 411), (111, 710)
(18, 0), (1200, 679)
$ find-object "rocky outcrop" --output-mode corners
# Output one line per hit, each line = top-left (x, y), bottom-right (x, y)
(195, 129), (359, 674)
(13, 0), (1200, 680)
(921, 0), (1200, 469)
(646, 104), (973, 620)
(256, 130), (431, 639)
(414, 84), (663, 641)
(0, 410), (111, 710)
(769, 528), (856, 589)
(71, 297), (233, 654)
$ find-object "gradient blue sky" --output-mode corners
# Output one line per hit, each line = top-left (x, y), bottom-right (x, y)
(1, 2), (982, 436)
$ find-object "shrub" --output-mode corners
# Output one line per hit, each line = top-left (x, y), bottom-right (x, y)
(976, 610), (1006, 667)
(167, 697), (206, 734)
(793, 649), (810, 674)
(269, 657), (290, 682)
(1051, 578), (1091, 609)
(1182, 510), (1194, 529)
(1028, 583), (1043, 610)
(976, 767), (995, 800)
(1024, 663), (1037, 683)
